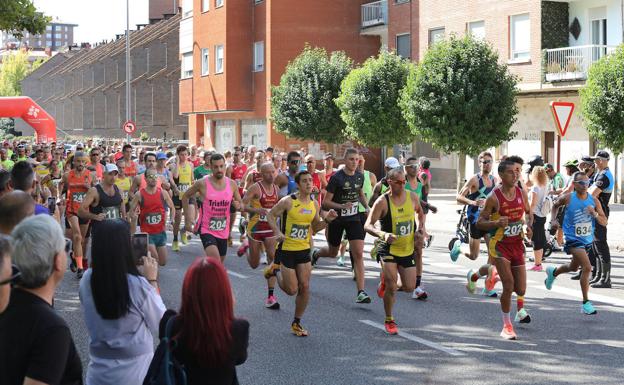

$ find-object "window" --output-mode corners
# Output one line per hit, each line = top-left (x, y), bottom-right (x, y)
(396, 34), (411, 59)
(202, 0), (209, 12)
(55, 33), (61, 39)
(182, 52), (193, 78)
(428, 27), (445, 46)
(510, 13), (530, 61)
(201, 48), (209, 76)
(253, 41), (264, 71)
(46, 33), (52, 38)
(183, 0), (193, 17)
(215, 45), (224, 73)
(395, 0), (410, 3)
(216, 0), (224, 7)
(467, 20), (485, 40)
(46, 40), (52, 46)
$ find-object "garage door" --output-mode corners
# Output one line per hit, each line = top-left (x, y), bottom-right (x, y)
(214, 120), (235, 153)
(241, 119), (267, 150)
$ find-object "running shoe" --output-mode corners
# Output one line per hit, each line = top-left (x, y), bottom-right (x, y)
(485, 267), (499, 292)
(500, 324), (517, 340)
(291, 322), (309, 337)
(263, 263), (280, 279)
(544, 266), (556, 290)
(514, 308), (531, 324)
(528, 264), (543, 272)
(412, 287), (428, 300)
(582, 301), (597, 315)
(450, 239), (461, 262)
(337, 255), (346, 267)
(311, 248), (320, 266)
(181, 232), (188, 245)
(466, 269), (476, 294)
(384, 320), (399, 335)
(265, 295), (280, 310)
(481, 288), (498, 298)
(69, 257), (77, 273)
(377, 277), (385, 298)
(237, 243), (249, 257)
(76, 268), (84, 280)
(356, 291), (371, 304)
(172, 241), (180, 252)
(425, 235), (434, 248)
(260, 253), (268, 265)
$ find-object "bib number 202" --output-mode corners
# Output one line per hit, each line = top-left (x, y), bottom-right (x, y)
(503, 222), (523, 237)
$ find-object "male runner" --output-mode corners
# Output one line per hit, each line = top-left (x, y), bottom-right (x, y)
(59, 151), (96, 279)
(312, 148), (372, 303)
(183, 153), (243, 262)
(114, 159), (132, 211)
(477, 160), (533, 340)
(242, 162), (281, 309)
(121, 144), (137, 178)
(264, 170), (337, 336)
(365, 167), (424, 334)
(88, 148), (104, 182)
(276, 151), (301, 197)
(193, 151), (213, 180)
(171, 145), (195, 251)
(454, 151), (500, 297)
(228, 149), (247, 245)
(244, 151), (266, 192)
(588, 150), (613, 288)
(545, 171), (607, 315)
(129, 168), (175, 266)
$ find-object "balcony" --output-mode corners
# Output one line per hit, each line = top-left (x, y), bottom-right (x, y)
(544, 45), (616, 82)
(361, 0), (387, 29)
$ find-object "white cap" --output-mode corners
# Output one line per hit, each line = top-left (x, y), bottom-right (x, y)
(384, 157), (400, 169)
(104, 163), (119, 174)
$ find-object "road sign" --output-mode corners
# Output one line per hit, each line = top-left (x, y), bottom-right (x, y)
(122, 120), (136, 134)
(549, 101), (574, 137)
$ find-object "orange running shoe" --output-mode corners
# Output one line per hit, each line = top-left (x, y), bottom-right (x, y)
(384, 320), (399, 335)
(485, 266), (500, 292)
(377, 276), (385, 298)
(500, 324), (517, 340)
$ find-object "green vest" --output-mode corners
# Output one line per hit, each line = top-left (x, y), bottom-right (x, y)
(405, 178), (423, 199)
(359, 170), (372, 212)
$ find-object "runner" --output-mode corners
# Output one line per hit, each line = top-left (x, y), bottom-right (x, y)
(114, 158), (132, 212)
(59, 151), (96, 279)
(171, 145), (195, 251)
(588, 150), (614, 288)
(40, 159), (64, 222)
(477, 160), (533, 340)
(88, 148), (104, 182)
(243, 151), (266, 192)
(312, 148), (372, 304)
(453, 151), (499, 297)
(242, 162), (281, 309)
(193, 151), (213, 180)
(276, 151), (300, 197)
(544, 171), (607, 315)
(129, 168), (176, 266)
(121, 144), (137, 178)
(228, 149), (248, 245)
(0, 148), (14, 171)
(364, 167), (424, 334)
(263, 170), (338, 336)
(183, 153), (243, 262)
(369, 157), (401, 204)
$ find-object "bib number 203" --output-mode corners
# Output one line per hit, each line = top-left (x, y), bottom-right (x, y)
(289, 224), (309, 240)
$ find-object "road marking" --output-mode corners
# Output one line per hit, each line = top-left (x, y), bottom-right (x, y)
(359, 320), (466, 356)
(530, 284), (624, 308)
(228, 270), (248, 279)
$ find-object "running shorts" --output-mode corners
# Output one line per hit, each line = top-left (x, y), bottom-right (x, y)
(148, 232), (167, 248)
(490, 240), (525, 267)
(564, 239), (592, 255)
(200, 233), (228, 256)
(468, 221), (487, 240)
(380, 252), (415, 268)
(276, 247), (311, 269)
(327, 218), (365, 247)
(249, 231), (274, 242)
(173, 194), (196, 210)
(65, 215), (90, 229)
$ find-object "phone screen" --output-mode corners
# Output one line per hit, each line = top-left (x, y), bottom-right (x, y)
(131, 233), (149, 263)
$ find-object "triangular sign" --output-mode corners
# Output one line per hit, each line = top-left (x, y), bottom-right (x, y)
(549, 101), (575, 137)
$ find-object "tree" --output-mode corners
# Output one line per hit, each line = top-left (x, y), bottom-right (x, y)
(580, 45), (624, 154)
(271, 46), (353, 143)
(400, 35), (518, 186)
(335, 51), (414, 147)
(0, 0), (49, 39)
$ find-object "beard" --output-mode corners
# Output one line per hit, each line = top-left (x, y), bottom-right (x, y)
(215, 172), (224, 179)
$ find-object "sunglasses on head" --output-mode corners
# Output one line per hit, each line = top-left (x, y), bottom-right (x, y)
(0, 265), (21, 286)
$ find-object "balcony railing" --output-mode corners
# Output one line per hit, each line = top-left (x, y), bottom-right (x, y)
(361, 0), (387, 28)
(544, 45), (617, 82)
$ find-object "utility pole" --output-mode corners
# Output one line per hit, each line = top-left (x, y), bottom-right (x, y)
(125, 0), (131, 144)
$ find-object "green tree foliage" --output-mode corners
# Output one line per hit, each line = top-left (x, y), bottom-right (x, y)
(400, 35), (518, 156)
(271, 46), (353, 143)
(0, 50), (46, 96)
(580, 45), (624, 154)
(335, 51), (414, 147)
(0, 0), (49, 38)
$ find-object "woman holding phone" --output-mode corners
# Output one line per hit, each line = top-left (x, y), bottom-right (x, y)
(79, 219), (165, 385)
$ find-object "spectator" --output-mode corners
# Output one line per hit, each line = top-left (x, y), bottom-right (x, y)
(545, 163), (565, 194)
(528, 166), (549, 271)
(0, 191), (35, 234)
(159, 257), (249, 385)
(0, 215), (83, 384)
(79, 219), (165, 385)
(9, 161), (49, 215)
(0, 234), (15, 313)
(0, 169), (11, 198)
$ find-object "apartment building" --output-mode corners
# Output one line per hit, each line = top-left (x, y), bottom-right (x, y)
(179, 0), (381, 161)
(1, 22), (77, 51)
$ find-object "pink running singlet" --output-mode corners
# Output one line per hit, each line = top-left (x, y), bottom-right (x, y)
(199, 177), (233, 239)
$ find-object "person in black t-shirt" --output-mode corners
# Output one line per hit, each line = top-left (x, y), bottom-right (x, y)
(312, 148), (372, 304)
(0, 215), (83, 385)
(588, 150), (614, 288)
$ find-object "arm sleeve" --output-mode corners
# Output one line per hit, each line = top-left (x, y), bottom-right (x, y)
(25, 325), (73, 384)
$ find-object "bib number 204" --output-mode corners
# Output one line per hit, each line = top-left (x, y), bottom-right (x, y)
(209, 217), (227, 231)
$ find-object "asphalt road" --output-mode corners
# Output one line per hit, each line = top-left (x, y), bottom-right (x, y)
(55, 193), (624, 385)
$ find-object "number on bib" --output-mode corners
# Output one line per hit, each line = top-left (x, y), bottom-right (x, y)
(72, 192), (86, 203)
(121, 191), (129, 201)
(396, 221), (412, 237)
(340, 204), (358, 217)
(178, 184), (190, 193)
(503, 222), (523, 237)
(145, 213), (162, 225)
(575, 222), (592, 236)
(209, 217), (227, 231)
(289, 224), (309, 240)
(103, 207), (120, 220)
(259, 214), (268, 222)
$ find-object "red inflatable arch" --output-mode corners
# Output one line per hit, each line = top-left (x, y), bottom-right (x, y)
(0, 96), (56, 143)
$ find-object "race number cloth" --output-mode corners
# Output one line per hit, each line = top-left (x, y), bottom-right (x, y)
(199, 177), (233, 239)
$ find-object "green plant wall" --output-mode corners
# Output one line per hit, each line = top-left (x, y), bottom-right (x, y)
(542, 1), (569, 49)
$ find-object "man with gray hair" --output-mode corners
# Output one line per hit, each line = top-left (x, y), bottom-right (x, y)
(0, 215), (83, 384)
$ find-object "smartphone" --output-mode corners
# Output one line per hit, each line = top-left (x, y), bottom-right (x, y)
(131, 233), (149, 264)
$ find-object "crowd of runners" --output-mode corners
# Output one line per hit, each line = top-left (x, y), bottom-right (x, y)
(0, 138), (616, 342)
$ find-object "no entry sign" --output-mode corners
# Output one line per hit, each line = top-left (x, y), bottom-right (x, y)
(122, 120), (136, 134)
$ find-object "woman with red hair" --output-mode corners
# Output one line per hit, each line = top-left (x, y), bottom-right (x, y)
(159, 257), (249, 384)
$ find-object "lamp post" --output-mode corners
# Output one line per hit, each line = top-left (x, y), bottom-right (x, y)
(125, 0), (131, 144)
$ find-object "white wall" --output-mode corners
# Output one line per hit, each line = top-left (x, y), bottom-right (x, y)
(569, 0), (623, 47)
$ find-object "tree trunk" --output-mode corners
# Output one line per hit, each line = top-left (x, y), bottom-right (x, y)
(457, 153), (466, 192)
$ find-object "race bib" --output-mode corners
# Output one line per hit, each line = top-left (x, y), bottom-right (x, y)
(72, 192), (86, 203)
(178, 184), (190, 193)
(575, 222), (592, 236)
(121, 191), (129, 201)
(396, 221), (412, 237)
(289, 224), (309, 240)
(103, 206), (120, 220)
(259, 214), (268, 222)
(341, 204), (358, 217)
(145, 213), (162, 225)
(503, 222), (523, 237)
(209, 216), (227, 231)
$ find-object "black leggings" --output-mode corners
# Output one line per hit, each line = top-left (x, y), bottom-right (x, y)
(531, 215), (546, 251)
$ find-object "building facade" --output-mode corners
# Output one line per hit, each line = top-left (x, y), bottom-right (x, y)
(1, 22), (77, 51)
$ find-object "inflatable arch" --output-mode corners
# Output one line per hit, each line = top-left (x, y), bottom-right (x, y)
(0, 96), (56, 142)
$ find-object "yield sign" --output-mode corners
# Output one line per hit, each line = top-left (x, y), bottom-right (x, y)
(549, 101), (574, 137)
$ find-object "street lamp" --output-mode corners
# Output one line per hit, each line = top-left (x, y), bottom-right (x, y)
(125, 0), (131, 144)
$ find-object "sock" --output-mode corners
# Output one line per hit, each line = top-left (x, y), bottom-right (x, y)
(502, 312), (512, 326)
(416, 275), (422, 288)
(583, 300), (589, 304)
(268, 288), (274, 297)
(517, 296), (524, 311)
(358, 289), (364, 295)
(385, 316), (394, 323)
(75, 256), (83, 269)
(470, 273), (480, 282)
(173, 234), (178, 242)
(553, 267), (560, 277)
(293, 317), (301, 325)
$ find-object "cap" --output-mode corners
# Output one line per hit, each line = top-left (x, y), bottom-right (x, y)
(580, 155), (594, 164)
(156, 152), (167, 160)
(323, 152), (334, 160)
(385, 157), (400, 169)
(265, 147), (274, 152)
(564, 159), (579, 167)
(114, 152), (124, 162)
(104, 164), (119, 174)
(544, 163), (554, 170)
(76, 142), (84, 148)
(591, 150), (610, 161)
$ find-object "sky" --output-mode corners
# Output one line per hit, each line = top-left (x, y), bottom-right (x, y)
(33, 0), (150, 44)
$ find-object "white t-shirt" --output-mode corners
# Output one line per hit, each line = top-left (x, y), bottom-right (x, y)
(530, 184), (547, 217)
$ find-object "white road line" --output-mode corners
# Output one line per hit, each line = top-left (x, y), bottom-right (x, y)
(529, 284), (624, 308)
(228, 271), (248, 279)
(359, 319), (466, 357)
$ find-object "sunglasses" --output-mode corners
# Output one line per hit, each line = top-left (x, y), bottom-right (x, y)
(0, 265), (21, 286)
(574, 180), (590, 186)
(480, 160), (492, 164)
(146, 174), (158, 179)
(406, 164), (419, 169)
(289, 160), (301, 165)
